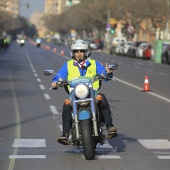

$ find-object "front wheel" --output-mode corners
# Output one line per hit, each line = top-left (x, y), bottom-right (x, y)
(80, 120), (95, 160)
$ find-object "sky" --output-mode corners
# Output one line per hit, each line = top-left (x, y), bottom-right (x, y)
(20, 0), (45, 19)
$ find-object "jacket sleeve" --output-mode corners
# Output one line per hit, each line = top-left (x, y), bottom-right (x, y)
(52, 62), (68, 82)
(95, 61), (113, 80)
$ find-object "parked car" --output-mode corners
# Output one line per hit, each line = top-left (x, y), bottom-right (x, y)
(135, 42), (149, 58)
(161, 43), (170, 64)
(142, 44), (154, 60)
(85, 39), (99, 50)
(127, 41), (147, 58)
(122, 41), (134, 56)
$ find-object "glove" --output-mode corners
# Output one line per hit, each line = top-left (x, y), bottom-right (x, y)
(51, 82), (58, 88)
(105, 62), (113, 74)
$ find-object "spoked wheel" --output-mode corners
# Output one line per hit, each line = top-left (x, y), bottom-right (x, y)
(80, 120), (95, 160)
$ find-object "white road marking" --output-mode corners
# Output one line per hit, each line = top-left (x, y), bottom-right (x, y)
(44, 93), (50, 100)
(158, 72), (167, 76)
(9, 155), (46, 159)
(97, 141), (113, 149)
(154, 151), (170, 159)
(156, 156), (170, 159)
(50, 105), (59, 114)
(39, 84), (45, 90)
(59, 125), (63, 131)
(138, 139), (170, 149)
(32, 69), (36, 73)
(95, 155), (121, 159)
(82, 155), (121, 159)
(146, 69), (152, 72)
(37, 78), (41, 82)
(34, 73), (38, 77)
(12, 139), (46, 147)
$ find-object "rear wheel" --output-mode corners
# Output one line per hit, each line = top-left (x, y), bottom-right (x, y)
(80, 120), (95, 160)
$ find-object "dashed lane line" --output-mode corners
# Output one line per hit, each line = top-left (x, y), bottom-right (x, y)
(146, 69), (152, 72)
(34, 73), (38, 77)
(37, 78), (41, 82)
(44, 93), (51, 100)
(39, 84), (45, 90)
(158, 72), (167, 76)
(50, 105), (59, 115)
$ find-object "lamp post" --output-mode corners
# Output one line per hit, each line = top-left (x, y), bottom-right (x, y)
(166, 0), (170, 39)
(106, 9), (111, 49)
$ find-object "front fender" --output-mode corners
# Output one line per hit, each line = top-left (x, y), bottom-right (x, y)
(78, 110), (91, 120)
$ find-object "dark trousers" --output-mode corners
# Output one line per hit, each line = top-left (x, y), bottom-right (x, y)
(62, 93), (113, 135)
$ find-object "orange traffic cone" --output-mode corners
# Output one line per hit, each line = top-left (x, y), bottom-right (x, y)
(142, 76), (151, 92)
(53, 48), (57, 53)
(60, 50), (64, 56)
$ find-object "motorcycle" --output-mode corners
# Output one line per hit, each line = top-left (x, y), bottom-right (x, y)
(20, 39), (25, 47)
(36, 38), (41, 47)
(44, 64), (118, 160)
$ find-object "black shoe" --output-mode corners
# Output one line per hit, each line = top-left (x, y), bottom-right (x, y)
(107, 126), (118, 139)
(57, 134), (69, 145)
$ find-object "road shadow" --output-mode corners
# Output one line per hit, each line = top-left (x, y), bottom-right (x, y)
(107, 133), (137, 152)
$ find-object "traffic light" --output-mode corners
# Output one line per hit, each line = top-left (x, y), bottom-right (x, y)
(110, 24), (117, 34)
(110, 29), (115, 34)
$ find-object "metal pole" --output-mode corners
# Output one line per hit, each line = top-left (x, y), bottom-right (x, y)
(166, 0), (170, 39)
(18, 0), (20, 17)
(106, 9), (110, 49)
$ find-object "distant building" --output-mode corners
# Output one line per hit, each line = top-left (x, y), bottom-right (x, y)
(44, 0), (80, 15)
(30, 11), (47, 38)
(0, 0), (19, 18)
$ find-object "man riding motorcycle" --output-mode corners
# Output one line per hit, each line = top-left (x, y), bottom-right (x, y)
(51, 39), (117, 144)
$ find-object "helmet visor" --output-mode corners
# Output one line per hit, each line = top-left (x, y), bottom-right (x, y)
(73, 50), (86, 53)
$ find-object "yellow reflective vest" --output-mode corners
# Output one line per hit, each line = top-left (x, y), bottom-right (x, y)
(67, 59), (100, 90)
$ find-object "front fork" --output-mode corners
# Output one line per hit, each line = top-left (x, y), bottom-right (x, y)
(71, 87), (99, 140)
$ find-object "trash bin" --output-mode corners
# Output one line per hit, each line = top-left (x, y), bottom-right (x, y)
(155, 40), (170, 63)
(155, 40), (163, 63)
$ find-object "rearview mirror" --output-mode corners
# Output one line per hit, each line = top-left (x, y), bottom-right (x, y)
(108, 64), (118, 70)
(44, 70), (54, 75)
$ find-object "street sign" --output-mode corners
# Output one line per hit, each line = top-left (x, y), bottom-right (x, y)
(110, 18), (116, 26)
(70, 29), (76, 37)
(106, 24), (111, 31)
(127, 25), (135, 34)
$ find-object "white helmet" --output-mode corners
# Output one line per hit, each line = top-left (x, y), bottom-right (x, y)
(70, 39), (91, 59)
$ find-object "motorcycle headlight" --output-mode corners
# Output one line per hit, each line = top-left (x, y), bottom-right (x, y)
(20, 40), (25, 43)
(74, 83), (89, 99)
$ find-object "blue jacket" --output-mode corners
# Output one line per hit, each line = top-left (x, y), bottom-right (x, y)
(52, 59), (113, 82)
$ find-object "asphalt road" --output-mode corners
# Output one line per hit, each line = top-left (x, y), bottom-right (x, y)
(0, 40), (170, 170)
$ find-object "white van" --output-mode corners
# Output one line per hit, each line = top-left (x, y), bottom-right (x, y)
(109, 37), (127, 54)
